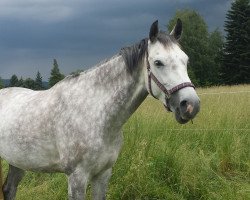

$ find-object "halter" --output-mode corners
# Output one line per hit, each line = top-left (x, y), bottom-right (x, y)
(146, 51), (195, 112)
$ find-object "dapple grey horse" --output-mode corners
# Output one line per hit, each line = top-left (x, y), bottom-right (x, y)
(0, 19), (200, 200)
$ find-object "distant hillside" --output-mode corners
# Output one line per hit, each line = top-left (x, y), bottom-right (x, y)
(2, 79), (48, 88)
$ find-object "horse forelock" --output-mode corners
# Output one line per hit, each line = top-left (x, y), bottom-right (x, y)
(156, 31), (178, 47)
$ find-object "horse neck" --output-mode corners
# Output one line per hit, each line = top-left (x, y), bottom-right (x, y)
(62, 54), (148, 129)
(95, 55), (148, 127)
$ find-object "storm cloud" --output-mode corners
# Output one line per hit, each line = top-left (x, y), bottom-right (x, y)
(0, 0), (232, 80)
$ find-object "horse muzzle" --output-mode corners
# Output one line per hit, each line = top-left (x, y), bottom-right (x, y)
(174, 97), (200, 124)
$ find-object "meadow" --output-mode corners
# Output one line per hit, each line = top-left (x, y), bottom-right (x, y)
(2, 85), (250, 199)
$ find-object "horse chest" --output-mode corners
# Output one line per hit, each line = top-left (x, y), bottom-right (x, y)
(89, 143), (121, 177)
(58, 128), (123, 176)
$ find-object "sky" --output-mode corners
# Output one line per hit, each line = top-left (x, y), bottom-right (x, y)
(0, 0), (233, 81)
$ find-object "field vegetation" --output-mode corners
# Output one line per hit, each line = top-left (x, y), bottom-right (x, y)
(2, 85), (250, 199)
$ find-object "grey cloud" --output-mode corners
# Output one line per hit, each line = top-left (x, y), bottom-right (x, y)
(0, 0), (233, 80)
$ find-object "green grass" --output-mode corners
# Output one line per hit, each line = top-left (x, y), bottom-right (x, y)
(2, 85), (250, 199)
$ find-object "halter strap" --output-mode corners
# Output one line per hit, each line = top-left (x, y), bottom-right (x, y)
(146, 51), (195, 111)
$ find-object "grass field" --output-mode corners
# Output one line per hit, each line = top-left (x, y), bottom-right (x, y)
(2, 85), (250, 199)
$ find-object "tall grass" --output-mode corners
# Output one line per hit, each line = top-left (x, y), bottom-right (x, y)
(2, 85), (250, 199)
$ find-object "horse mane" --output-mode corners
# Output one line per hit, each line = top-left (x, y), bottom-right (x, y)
(120, 38), (148, 73)
(120, 32), (176, 73)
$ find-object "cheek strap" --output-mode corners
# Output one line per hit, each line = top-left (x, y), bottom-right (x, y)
(146, 51), (195, 112)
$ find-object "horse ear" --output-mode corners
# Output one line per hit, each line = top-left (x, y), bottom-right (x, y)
(149, 20), (159, 42)
(170, 18), (182, 40)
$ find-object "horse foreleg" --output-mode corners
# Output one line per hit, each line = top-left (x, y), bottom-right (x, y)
(0, 159), (4, 200)
(91, 168), (112, 200)
(3, 165), (25, 200)
(67, 168), (88, 200)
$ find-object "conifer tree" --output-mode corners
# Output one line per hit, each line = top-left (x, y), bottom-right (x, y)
(17, 77), (24, 87)
(208, 29), (224, 85)
(35, 71), (43, 90)
(0, 77), (4, 89)
(23, 78), (36, 90)
(221, 0), (250, 84)
(9, 74), (19, 87)
(49, 59), (65, 87)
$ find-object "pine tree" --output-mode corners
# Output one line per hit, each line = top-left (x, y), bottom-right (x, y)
(221, 0), (250, 84)
(17, 77), (24, 87)
(23, 78), (36, 90)
(49, 59), (65, 87)
(0, 77), (4, 89)
(208, 29), (224, 85)
(9, 74), (19, 87)
(35, 71), (44, 90)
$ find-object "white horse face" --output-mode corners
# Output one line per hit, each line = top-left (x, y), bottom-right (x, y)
(145, 20), (200, 124)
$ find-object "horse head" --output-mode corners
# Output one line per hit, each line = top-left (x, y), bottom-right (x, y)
(145, 19), (200, 124)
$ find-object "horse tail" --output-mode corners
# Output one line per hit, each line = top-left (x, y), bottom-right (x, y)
(0, 158), (3, 200)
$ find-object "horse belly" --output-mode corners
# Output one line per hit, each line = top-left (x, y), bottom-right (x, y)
(0, 111), (61, 171)
(0, 88), (63, 171)
(0, 132), (61, 172)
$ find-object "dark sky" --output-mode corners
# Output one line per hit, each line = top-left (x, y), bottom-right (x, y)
(0, 0), (232, 80)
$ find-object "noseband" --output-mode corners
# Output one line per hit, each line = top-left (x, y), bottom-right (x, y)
(146, 51), (195, 112)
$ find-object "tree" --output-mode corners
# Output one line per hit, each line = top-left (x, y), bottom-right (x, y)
(9, 74), (19, 87)
(35, 71), (44, 90)
(17, 77), (24, 87)
(168, 9), (223, 86)
(23, 78), (36, 90)
(49, 59), (65, 87)
(208, 29), (224, 85)
(221, 0), (250, 84)
(0, 77), (4, 89)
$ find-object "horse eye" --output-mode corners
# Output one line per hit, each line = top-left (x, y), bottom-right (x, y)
(154, 60), (164, 67)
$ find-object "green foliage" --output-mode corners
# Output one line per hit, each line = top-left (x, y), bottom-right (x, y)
(23, 78), (36, 90)
(0, 77), (4, 89)
(49, 59), (65, 88)
(5, 72), (46, 90)
(221, 0), (250, 84)
(9, 74), (19, 87)
(208, 29), (224, 85)
(34, 71), (44, 90)
(168, 10), (224, 86)
(10, 76), (36, 90)
(17, 77), (24, 87)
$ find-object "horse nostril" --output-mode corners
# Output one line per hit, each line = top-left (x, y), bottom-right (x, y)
(180, 99), (194, 115)
(180, 100), (187, 108)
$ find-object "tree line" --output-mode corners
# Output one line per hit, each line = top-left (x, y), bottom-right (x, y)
(0, 59), (65, 90)
(168, 0), (249, 86)
(0, 0), (249, 89)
